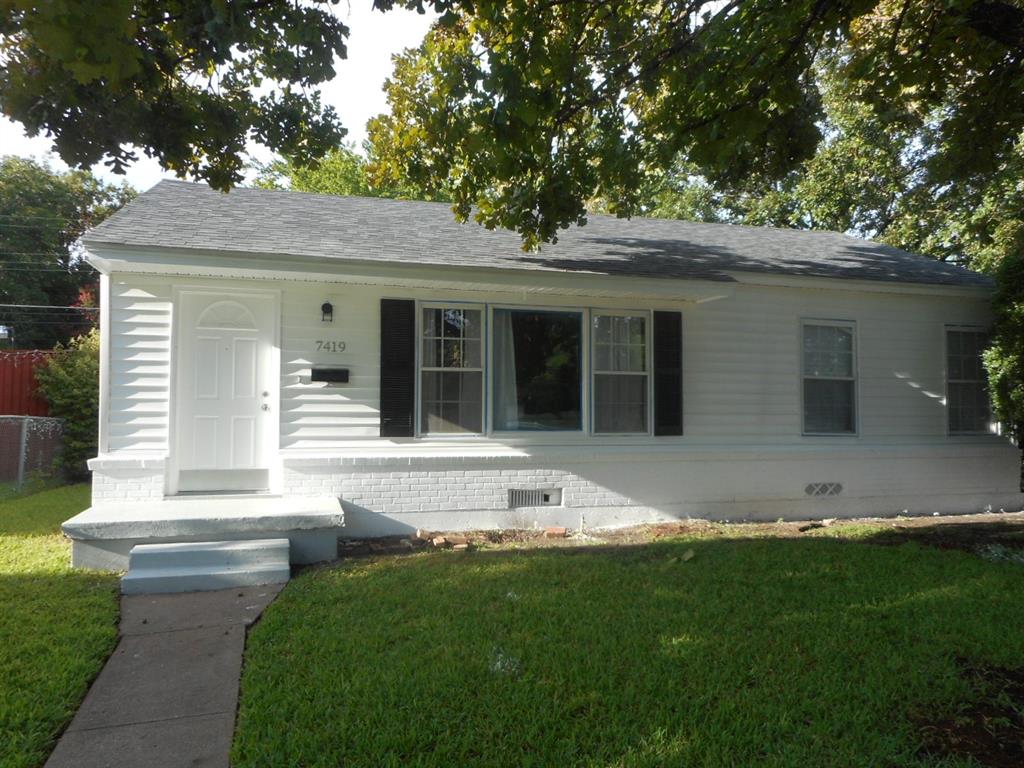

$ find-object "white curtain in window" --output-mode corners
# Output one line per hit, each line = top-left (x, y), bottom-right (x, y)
(493, 310), (519, 430)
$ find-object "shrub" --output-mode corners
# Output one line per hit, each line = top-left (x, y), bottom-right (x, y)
(35, 329), (99, 480)
(984, 250), (1024, 491)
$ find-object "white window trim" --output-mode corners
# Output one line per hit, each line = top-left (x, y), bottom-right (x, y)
(590, 309), (653, 436)
(413, 302), (673, 440)
(487, 304), (588, 437)
(415, 301), (486, 438)
(800, 318), (859, 437)
(944, 324), (992, 436)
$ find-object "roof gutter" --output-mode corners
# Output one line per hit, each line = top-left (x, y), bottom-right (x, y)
(83, 239), (992, 301)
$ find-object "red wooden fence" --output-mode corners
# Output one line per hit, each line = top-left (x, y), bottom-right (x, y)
(0, 351), (52, 416)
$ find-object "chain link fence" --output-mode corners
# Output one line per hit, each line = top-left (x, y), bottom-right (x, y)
(0, 416), (63, 488)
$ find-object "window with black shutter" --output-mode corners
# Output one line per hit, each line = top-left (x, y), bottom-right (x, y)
(379, 298), (416, 437)
(652, 311), (683, 436)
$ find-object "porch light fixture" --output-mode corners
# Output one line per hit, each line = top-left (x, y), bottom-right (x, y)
(321, 302), (334, 322)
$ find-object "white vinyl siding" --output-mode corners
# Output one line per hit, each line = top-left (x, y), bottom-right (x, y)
(106, 280), (173, 451)
(102, 272), (997, 453)
(279, 286), (378, 443)
(946, 327), (991, 434)
(801, 321), (857, 435)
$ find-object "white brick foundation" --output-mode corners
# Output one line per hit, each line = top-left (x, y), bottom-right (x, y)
(81, 446), (1024, 540)
(88, 456), (166, 504)
(284, 463), (628, 513)
(281, 446), (1024, 537)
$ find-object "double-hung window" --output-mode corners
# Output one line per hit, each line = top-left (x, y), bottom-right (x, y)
(946, 327), (991, 434)
(802, 321), (857, 435)
(419, 306), (483, 434)
(413, 304), (666, 436)
(592, 313), (649, 433)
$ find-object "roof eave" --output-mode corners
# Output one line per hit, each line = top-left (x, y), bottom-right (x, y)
(83, 238), (993, 299)
(83, 241), (735, 303)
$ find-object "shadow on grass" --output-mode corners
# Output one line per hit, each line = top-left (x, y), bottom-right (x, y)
(236, 534), (1024, 768)
(863, 520), (1024, 552)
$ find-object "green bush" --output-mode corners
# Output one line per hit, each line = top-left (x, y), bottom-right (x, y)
(984, 250), (1024, 490)
(34, 329), (99, 480)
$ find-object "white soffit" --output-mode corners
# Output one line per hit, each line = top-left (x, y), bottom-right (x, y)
(86, 245), (735, 303)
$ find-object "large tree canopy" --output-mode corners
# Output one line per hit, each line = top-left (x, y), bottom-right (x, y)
(621, 53), (1024, 275)
(0, 156), (134, 349)
(0, 0), (349, 188)
(255, 141), (443, 201)
(369, 0), (1024, 246)
(6, 0), (1020, 213)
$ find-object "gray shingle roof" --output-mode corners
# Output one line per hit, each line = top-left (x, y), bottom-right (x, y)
(84, 180), (992, 289)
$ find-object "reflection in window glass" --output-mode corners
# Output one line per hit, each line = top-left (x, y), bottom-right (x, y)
(946, 329), (990, 434)
(592, 314), (648, 433)
(493, 309), (581, 431)
(420, 307), (483, 434)
(802, 323), (856, 434)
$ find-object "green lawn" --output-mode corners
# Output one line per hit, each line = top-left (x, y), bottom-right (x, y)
(0, 484), (119, 768)
(234, 531), (1024, 767)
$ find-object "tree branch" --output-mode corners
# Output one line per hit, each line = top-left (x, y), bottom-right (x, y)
(964, 1), (1024, 53)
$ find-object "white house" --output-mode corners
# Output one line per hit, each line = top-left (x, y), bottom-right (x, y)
(63, 180), (1024, 572)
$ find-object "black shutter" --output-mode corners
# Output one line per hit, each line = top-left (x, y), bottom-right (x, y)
(653, 311), (683, 436)
(379, 298), (416, 437)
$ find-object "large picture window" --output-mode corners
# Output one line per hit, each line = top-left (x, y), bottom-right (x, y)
(592, 313), (649, 433)
(946, 328), (991, 434)
(493, 309), (582, 431)
(419, 306), (483, 434)
(802, 321), (856, 434)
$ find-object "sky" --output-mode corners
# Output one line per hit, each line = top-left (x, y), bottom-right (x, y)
(0, 3), (437, 193)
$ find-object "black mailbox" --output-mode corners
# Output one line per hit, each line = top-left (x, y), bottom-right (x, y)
(311, 367), (350, 383)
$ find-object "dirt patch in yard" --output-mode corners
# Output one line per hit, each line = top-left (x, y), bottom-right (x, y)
(866, 519), (1024, 555)
(335, 512), (1024, 558)
(585, 512), (1024, 550)
(917, 658), (1024, 768)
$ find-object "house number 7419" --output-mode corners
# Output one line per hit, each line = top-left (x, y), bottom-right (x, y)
(315, 341), (346, 353)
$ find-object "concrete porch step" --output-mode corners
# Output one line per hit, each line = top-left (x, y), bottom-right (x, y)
(63, 495), (343, 571)
(121, 539), (291, 595)
(127, 538), (291, 570)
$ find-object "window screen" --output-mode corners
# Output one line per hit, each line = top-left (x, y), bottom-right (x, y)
(592, 314), (649, 433)
(419, 307), (483, 434)
(802, 322), (856, 434)
(946, 328), (990, 434)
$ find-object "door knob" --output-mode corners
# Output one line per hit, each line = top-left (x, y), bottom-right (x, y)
(262, 391), (269, 397)
(261, 404), (270, 411)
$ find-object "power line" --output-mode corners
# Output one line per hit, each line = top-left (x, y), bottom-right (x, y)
(0, 309), (97, 314)
(0, 315), (97, 321)
(0, 321), (95, 327)
(0, 222), (88, 230)
(0, 303), (99, 311)
(0, 211), (76, 218)
(0, 268), (94, 274)
(1, 252), (90, 259)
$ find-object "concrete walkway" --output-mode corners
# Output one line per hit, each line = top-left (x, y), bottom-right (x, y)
(46, 584), (283, 768)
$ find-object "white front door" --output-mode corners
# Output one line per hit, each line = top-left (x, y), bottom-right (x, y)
(174, 291), (276, 493)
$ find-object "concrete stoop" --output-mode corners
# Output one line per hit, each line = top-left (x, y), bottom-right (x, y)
(62, 494), (343, 571)
(121, 538), (291, 594)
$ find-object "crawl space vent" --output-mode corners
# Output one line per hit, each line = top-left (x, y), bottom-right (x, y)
(805, 482), (843, 497)
(508, 488), (563, 509)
